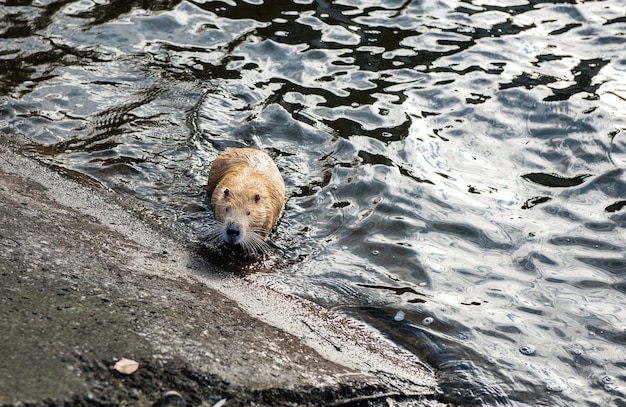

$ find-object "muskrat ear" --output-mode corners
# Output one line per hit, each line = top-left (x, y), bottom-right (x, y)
(224, 188), (230, 197)
(254, 193), (261, 202)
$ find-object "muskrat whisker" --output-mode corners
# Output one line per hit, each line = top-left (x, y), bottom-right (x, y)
(244, 232), (271, 256)
(203, 226), (226, 247)
(241, 241), (256, 256)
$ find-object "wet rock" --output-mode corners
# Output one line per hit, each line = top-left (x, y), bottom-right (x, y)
(0, 146), (440, 406)
(154, 391), (185, 407)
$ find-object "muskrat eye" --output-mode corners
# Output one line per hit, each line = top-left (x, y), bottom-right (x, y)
(225, 207), (230, 213)
(246, 211), (251, 216)
(224, 188), (230, 197)
(254, 194), (261, 202)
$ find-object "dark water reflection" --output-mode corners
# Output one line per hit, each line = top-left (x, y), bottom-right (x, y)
(2, 0), (626, 405)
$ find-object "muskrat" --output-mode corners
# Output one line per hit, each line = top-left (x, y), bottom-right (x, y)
(206, 148), (285, 255)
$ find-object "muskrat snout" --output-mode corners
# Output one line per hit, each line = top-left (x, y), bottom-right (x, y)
(226, 224), (240, 237)
(225, 223), (241, 243)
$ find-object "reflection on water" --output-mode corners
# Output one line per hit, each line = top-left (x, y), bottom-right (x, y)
(1, 0), (626, 405)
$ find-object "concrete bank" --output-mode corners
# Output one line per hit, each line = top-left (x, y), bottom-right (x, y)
(0, 144), (441, 406)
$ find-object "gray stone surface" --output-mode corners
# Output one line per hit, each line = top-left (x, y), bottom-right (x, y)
(0, 144), (441, 406)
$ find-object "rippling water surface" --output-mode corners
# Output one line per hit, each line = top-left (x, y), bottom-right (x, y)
(2, 0), (626, 405)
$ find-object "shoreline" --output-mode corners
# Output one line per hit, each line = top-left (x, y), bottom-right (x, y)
(0, 144), (440, 406)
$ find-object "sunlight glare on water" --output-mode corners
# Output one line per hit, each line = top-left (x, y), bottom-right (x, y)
(1, 0), (625, 405)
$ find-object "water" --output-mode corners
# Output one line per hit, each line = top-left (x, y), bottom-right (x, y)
(1, 0), (625, 405)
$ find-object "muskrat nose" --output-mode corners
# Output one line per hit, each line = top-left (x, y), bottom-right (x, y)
(226, 225), (240, 237)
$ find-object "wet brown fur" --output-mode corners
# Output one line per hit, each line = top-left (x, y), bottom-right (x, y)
(207, 148), (285, 251)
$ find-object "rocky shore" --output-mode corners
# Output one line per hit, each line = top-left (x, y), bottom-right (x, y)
(0, 144), (441, 406)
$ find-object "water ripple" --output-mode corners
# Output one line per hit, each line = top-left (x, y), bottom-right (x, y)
(2, 0), (626, 405)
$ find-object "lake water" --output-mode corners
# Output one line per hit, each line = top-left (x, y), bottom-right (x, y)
(1, 0), (625, 405)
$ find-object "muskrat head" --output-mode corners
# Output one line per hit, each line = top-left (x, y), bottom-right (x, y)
(211, 180), (271, 256)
